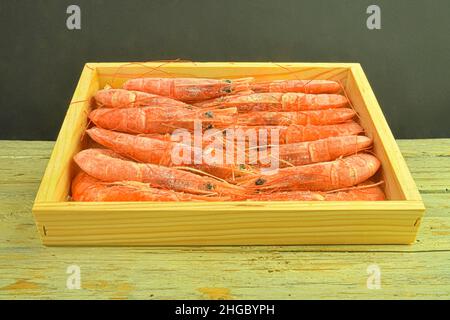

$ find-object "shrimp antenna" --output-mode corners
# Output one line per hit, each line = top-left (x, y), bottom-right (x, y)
(172, 166), (229, 183)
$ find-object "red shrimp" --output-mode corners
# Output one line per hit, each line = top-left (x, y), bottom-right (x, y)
(281, 121), (363, 143)
(74, 148), (245, 197)
(72, 172), (226, 201)
(258, 135), (372, 167)
(123, 77), (253, 102)
(194, 92), (348, 112)
(245, 184), (385, 201)
(86, 127), (251, 181)
(89, 106), (237, 134)
(237, 109), (356, 126)
(251, 79), (341, 94)
(94, 88), (188, 108)
(226, 122), (363, 144)
(237, 153), (381, 192)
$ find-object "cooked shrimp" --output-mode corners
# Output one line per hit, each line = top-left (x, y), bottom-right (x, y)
(94, 88), (188, 108)
(258, 135), (372, 167)
(74, 148), (245, 197)
(89, 106), (237, 134)
(228, 122), (363, 144)
(72, 172), (226, 201)
(251, 79), (341, 94)
(86, 127), (251, 180)
(282, 121), (363, 143)
(237, 109), (356, 126)
(245, 183), (385, 201)
(194, 92), (348, 112)
(237, 153), (381, 192)
(123, 77), (253, 101)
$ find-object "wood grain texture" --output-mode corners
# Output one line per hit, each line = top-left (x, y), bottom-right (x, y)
(0, 139), (449, 299)
(31, 63), (425, 245)
(347, 67), (407, 200)
(34, 64), (99, 203)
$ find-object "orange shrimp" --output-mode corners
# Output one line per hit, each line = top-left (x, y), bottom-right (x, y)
(74, 148), (245, 197)
(134, 131), (255, 176)
(237, 109), (356, 126)
(72, 172), (226, 201)
(237, 153), (381, 192)
(136, 132), (217, 148)
(86, 127), (250, 180)
(245, 184), (385, 201)
(227, 122), (362, 144)
(94, 88), (188, 108)
(123, 77), (253, 102)
(194, 92), (348, 112)
(281, 121), (363, 143)
(89, 106), (237, 134)
(137, 132), (217, 145)
(258, 135), (372, 167)
(87, 127), (177, 166)
(324, 186), (385, 201)
(251, 79), (341, 94)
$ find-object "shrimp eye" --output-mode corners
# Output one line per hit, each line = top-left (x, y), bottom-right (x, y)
(204, 111), (214, 118)
(224, 79), (232, 83)
(255, 178), (266, 186)
(239, 164), (246, 170)
(205, 124), (214, 130)
(206, 182), (215, 190)
(223, 87), (232, 93)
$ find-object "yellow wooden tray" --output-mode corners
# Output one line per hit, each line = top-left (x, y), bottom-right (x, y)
(32, 62), (425, 246)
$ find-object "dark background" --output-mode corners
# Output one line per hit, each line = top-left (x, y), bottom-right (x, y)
(0, 0), (449, 140)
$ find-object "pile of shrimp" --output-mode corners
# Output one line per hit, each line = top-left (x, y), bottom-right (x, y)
(72, 77), (385, 202)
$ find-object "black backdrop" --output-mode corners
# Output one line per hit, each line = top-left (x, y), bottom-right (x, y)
(0, 0), (449, 140)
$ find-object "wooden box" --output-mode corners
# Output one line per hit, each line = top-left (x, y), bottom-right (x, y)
(32, 62), (425, 246)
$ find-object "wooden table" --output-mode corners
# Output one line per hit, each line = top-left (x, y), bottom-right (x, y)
(0, 139), (449, 299)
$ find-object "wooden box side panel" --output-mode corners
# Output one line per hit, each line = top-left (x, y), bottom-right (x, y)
(34, 201), (424, 246)
(347, 65), (423, 202)
(92, 62), (352, 89)
(34, 64), (100, 203)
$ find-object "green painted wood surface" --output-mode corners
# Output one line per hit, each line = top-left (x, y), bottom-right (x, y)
(0, 139), (449, 299)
